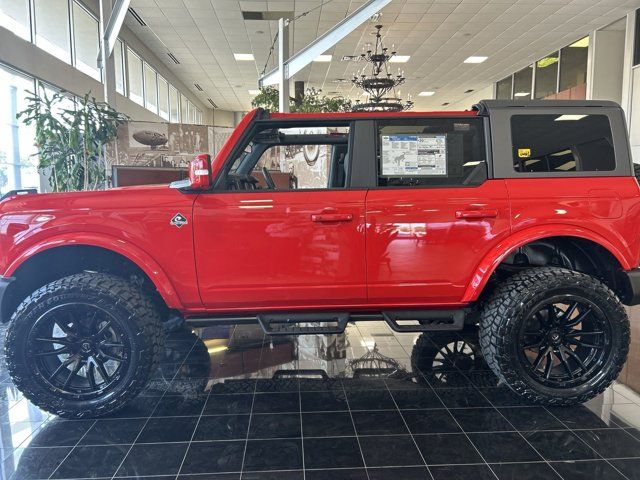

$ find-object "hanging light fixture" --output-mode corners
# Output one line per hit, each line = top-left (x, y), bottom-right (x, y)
(351, 25), (413, 112)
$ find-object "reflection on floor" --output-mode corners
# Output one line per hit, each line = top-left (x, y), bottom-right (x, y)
(1, 322), (640, 479)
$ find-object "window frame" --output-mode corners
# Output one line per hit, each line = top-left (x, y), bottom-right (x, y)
(485, 104), (631, 179)
(212, 118), (361, 192)
(370, 116), (491, 190)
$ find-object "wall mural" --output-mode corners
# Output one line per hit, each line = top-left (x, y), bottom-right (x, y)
(106, 121), (234, 186)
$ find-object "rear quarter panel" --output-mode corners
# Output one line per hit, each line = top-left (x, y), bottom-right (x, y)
(505, 177), (640, 268)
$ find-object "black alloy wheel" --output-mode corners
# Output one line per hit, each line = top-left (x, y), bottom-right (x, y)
(27, 303), (130, 399)
(518, 296), (611, 389)
(480, 267), (629, 406)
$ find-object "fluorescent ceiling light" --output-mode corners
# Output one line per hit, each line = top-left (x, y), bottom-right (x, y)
(314, 55), (332, 62)
(514, 92), (530, 97)
(248, 89), (260, 95)
(463, 161), (482, 167)
(557, 161), (577, 171)
(555, 114), (587, 121)
(537, 56), (558, 68)
(464, 56), (488, 63)
(570, 37), (589, 48)
(389, 55), (410, 63)
(234, 53), (255, 61)
(418, 91), (435, 96)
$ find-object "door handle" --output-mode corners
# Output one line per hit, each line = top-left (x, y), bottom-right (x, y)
(311, 213), (353, 223)
(455, 209), (498, 220)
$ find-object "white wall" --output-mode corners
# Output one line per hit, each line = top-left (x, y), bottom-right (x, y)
(442, 85), (494, 111)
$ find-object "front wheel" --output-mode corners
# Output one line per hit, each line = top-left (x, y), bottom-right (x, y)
(5, 273), (163, 418)
(480, 267), (629, 406)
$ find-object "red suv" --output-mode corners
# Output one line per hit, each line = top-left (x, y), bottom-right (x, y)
(1, 100), (638, 418)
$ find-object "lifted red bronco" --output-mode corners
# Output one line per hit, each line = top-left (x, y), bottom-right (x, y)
(1, 100), (639, 417)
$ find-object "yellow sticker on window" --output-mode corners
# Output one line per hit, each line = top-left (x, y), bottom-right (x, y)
(518, 148), (531, 158)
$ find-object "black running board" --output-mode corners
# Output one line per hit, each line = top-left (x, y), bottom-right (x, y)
(186, 309), (466, 335)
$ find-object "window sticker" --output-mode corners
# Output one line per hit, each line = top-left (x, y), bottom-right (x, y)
(518, 148), (531, 158)
(381, 134), (447, 176)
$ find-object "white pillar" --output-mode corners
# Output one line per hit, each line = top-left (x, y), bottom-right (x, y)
(278, 18), (290, 113)
(99, 0), (117, 108)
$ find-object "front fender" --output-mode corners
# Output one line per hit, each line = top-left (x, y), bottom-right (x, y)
(3, 232), (184, 310)
(461, 225), (632, 303)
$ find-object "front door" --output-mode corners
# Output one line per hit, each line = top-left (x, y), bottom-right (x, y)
(193, 123), (367, 311)
(365, 115), (511, 305)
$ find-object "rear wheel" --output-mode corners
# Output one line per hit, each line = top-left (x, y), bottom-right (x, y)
(480, 267), (629, 405)
(5, 273), (163, 418)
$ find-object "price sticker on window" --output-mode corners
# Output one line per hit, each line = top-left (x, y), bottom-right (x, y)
(518, 148), (531, 158)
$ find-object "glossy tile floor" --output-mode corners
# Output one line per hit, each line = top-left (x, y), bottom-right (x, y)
(1, 322), (640, 479)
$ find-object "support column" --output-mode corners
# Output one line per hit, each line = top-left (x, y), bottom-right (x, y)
(278, 18), (290, 113)
(99, 0), (117, 107)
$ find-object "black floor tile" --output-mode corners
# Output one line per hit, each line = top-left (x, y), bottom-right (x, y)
(209, 380), (256, 395)
(452, 408), (513, 432)
(491, 461), (561, 479)
(414, 433), (482, 465)
(547, 405), (617, 429)
(255, 378), (299, 393)
(249, 413), (301, 439)
(179, 440), (244, 474)
(204, 394), (254, 415)
(79, 418), (146, 446)
(551, 459), (627, 479)
(346, 390), (396, 411)
(498, 407), (566, 432)
(577, 429), (640, 458)
(610, 458), (640, 480)
(425, 371), (472, 389)
(243, 439), (303, 471)
(358, 435), (424, 467)
(303, 437), (364, 469)
(477, 388), (532, 407)
(241, 472), (302, 480)
(352, 410), (410, 435)
(469, 432), (542, 463)
(342, 378), (388, 391)
(298, 378), (343, 392)
(391, 389), (443, 409)
(252, 393), (300, 414)
(300, 391), (348, 412)
(51, 445), (127, 479)
(116, 442), (189, 477)
(192, 414), (250, 441)
(430, 464), (496, 480)
(26, 419), (95, 447)
(438, 388), (491, 408)
(306, 468), (367, 480)
(137, 416), (199, 443)
(402, 409), (462, 434)
(524, 430), (600, 461)
(151, 394), (207, 417)
(302, 412), (355, 437)
(4, 447), (72, 480)
(368, 466), (431, 479)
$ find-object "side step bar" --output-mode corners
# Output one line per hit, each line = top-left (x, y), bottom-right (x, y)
(186, 309), (466, 335)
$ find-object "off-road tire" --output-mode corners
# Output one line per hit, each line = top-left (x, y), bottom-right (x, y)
(5, 273), (163, 418)
(479, 267), (629, 406)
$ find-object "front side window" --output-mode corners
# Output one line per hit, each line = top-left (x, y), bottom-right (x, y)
(511, 114), (615, 173)
(223, 125), (350, 191)
(376, 118), (487, 188)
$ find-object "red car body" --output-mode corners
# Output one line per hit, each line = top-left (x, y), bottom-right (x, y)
(1, 105), (639, 321)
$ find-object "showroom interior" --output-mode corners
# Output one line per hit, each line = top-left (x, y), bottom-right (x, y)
(5, 0), (640, 479)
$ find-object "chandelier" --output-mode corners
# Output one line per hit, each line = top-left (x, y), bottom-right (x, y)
(351, 25), (413, 112)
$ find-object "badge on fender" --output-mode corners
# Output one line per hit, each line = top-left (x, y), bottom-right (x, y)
(170, 213), (188, 228)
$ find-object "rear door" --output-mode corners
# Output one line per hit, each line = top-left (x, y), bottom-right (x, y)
(365, 115), (511, 304)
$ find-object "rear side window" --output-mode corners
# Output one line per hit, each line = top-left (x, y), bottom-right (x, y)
(511, 114), (615, 173)
(376, 118), (487, 187)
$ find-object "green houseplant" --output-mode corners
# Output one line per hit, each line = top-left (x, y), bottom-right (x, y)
(251, 86), (352, 113)
(18, 90), (127, 192)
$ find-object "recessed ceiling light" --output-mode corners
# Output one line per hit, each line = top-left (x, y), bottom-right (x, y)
(248, 89), (260, 95)
(418, 91), (435, 96)
(514, 92), (530, 97)
(464, 56), (488, 64)
(314, 55), (332, 62)
(234, 53), (255, 61)
(555, 114), (587, 121)
(389, 55), (410, 63)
